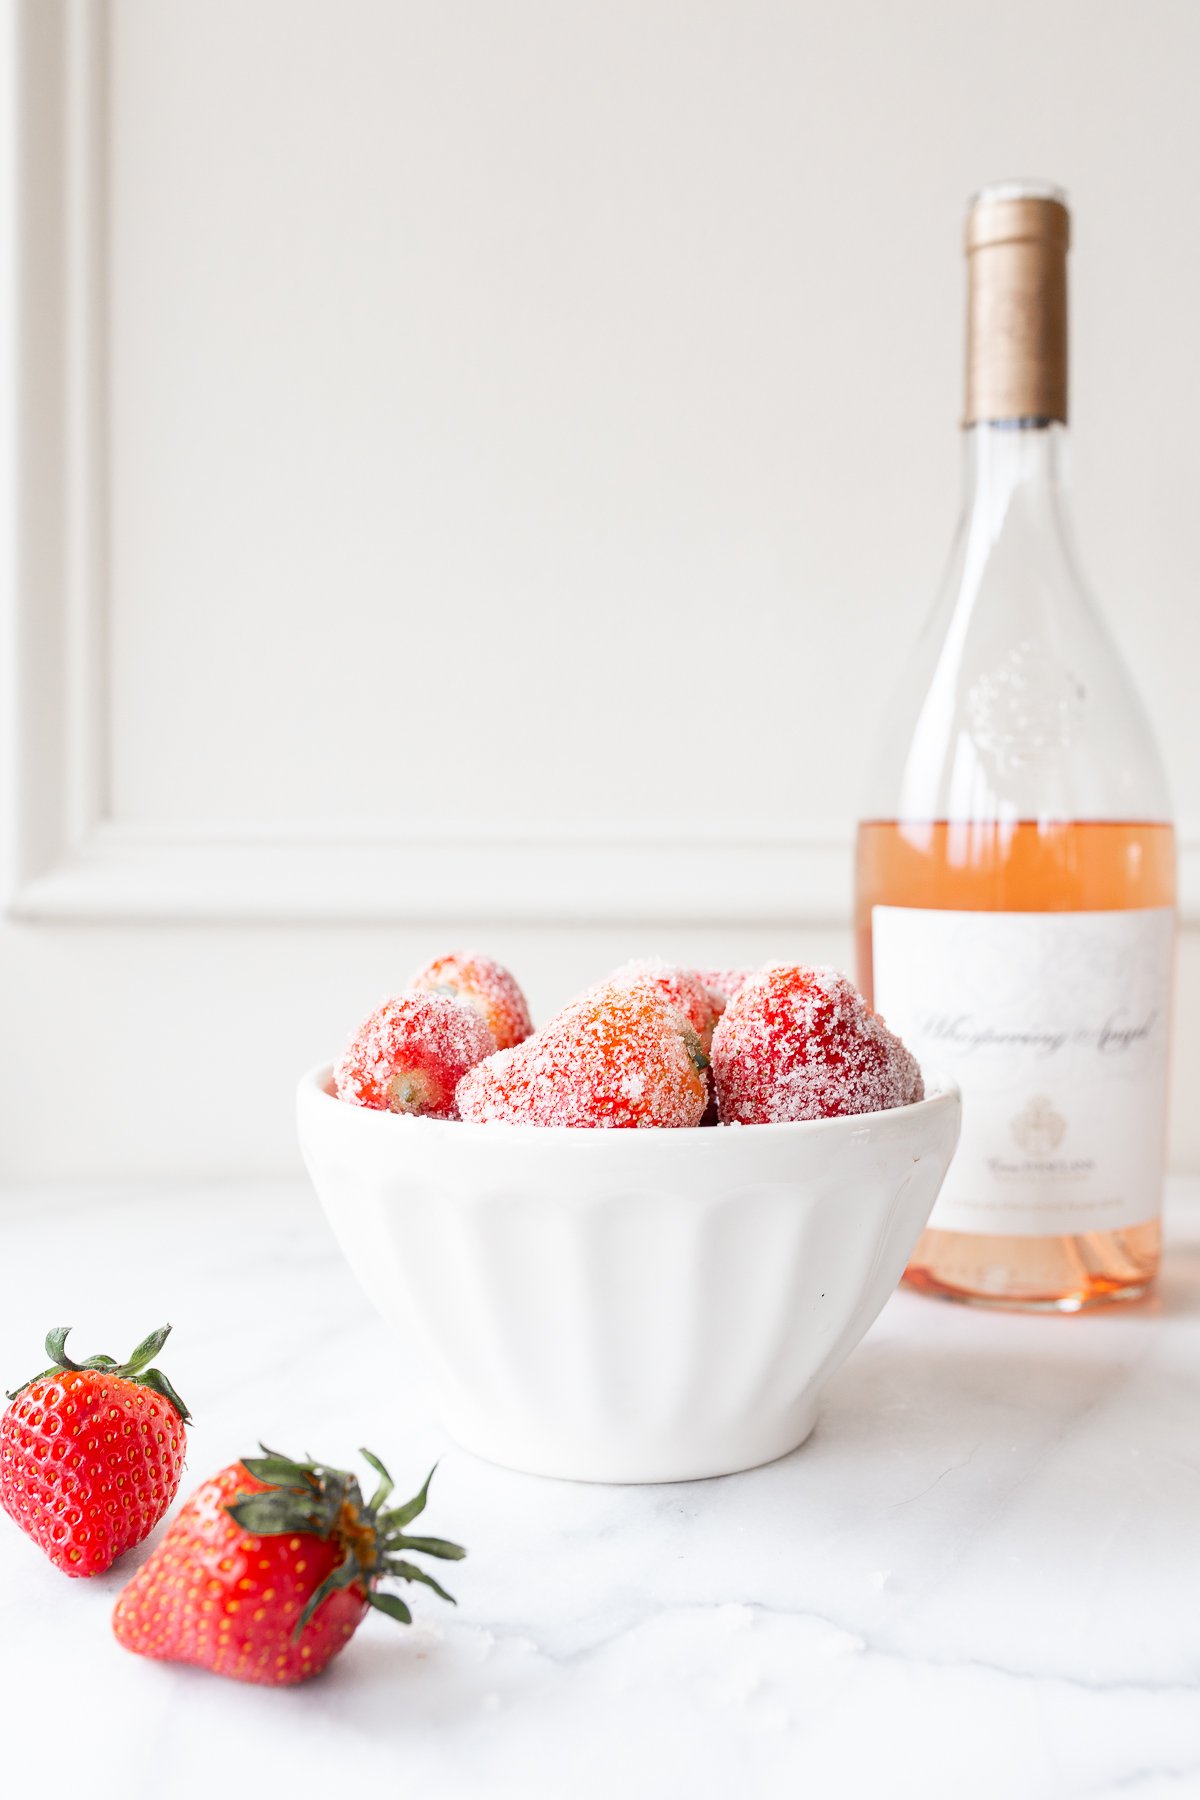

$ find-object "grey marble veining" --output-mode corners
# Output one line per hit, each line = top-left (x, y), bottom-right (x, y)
(1, 1178), (1198, 1798)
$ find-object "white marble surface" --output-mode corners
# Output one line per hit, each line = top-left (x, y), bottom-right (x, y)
(2, 1178), (1198, 1799)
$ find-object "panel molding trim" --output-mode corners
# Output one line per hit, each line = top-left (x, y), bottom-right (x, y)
(7, 820), (854, 926)
(4, 3), (1198, 929)
(0, 0), (855, 929)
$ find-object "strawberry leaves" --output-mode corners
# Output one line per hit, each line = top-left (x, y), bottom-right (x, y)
(387, 1533), (465, 1560)
(367, 1591), (413, 1624)
(7, 1324), (191, 1422)
(360, 1447), (394, 1512)
(387, 1560), (457, 1604)
(385, 1463), (435, 1530)
(224, 1447), (465, 1638)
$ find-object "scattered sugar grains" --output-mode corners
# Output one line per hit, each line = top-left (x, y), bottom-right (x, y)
(456, 984), (709, 1128)
(711, 964), (923, 1125)
(605, 958), (719, 1049)
(335, 991), (494, 1118)
(410, 950), (533, 1051)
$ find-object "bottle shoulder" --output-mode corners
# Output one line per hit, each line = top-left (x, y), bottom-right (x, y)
(866, 506), (1172, 824)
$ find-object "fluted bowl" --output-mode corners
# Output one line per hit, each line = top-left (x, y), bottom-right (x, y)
(297, 1066), (960, 1484)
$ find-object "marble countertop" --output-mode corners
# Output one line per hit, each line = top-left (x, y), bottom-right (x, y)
(2, 1177), (1198, 1798)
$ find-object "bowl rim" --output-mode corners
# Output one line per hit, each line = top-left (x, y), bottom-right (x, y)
(298, 1062), (960, 1149)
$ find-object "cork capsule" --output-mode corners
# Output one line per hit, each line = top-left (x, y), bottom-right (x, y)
(964, 181), (1070, 426)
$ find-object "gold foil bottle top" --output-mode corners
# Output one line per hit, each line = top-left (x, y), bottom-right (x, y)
(964, 180), (1070, 426)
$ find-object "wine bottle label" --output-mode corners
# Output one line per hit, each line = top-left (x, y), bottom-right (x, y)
(872, 905), (1173, 1236)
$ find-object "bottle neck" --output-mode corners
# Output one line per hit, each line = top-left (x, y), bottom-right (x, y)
(961, 420), (1074, 548)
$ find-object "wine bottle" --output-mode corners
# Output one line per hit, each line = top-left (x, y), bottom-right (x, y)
(855, 182), (1175, 1311)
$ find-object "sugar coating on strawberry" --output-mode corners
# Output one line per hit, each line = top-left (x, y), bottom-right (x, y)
(113, 1450), (463, 1687)
(604, 958), (719, 1050)
(456, 983), (709, 1128)
(335, 991), (493, 1116)
(0, 1325), (189, 1578)
(410, 951), (533, 1051)
(692, 967), (756, 1020)
(711, 964), (924, 1124)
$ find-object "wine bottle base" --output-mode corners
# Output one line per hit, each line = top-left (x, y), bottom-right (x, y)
(902, 1221), (1161, 1313)
(902, 1269), (1156, 1313)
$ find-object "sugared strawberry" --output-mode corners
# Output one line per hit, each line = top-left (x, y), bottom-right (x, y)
(711, 963), (923, 1125)
(604, 958), (719, 1050)
(335, 991), (493, 1116)
(113, 1449), (463, 1687)
(456, 983), (709, 1128)
(410, 951), (533, 1051)
(0, 1324), (189, 1577)
(693, 967), (755, 1020)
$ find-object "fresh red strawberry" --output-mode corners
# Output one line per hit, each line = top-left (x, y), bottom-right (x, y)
(0, 1324), (190, 1576)
(113, 1448), (464, 1686)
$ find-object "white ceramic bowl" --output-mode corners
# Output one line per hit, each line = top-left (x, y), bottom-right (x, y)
(297, 1066), (960, 1484)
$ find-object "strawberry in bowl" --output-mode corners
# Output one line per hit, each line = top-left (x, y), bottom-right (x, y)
(302, 953), (959, 1484)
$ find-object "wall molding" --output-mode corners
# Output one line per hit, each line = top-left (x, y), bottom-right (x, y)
(6, 821), (855, 926)
(4, 0), (113, 912)
(4, 2), (1198, 930)
(0, 0), (857, 930)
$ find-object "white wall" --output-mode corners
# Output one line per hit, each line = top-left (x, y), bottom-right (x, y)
(4, 0), (1200, 1179)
